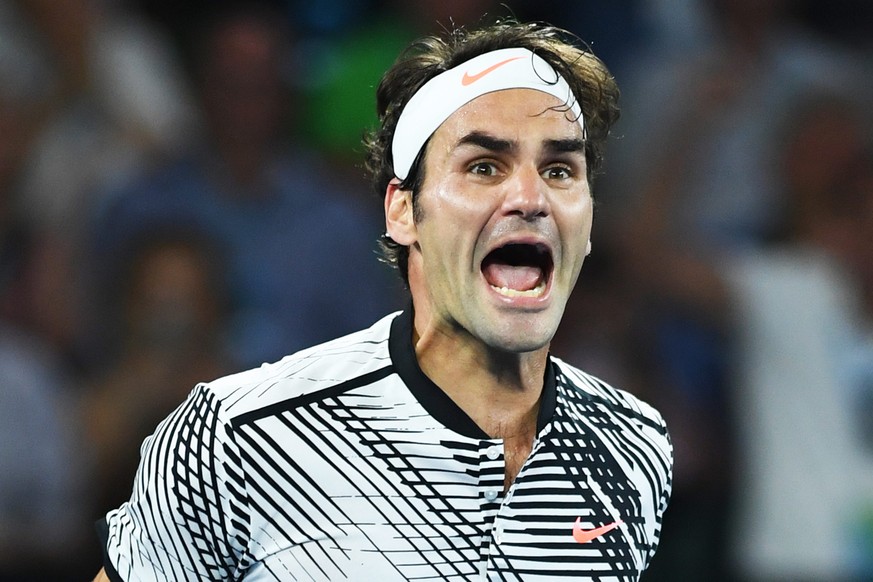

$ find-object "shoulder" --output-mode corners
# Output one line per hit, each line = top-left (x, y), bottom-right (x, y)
(204, 312), (399, 421)
(550, 356), (673, 521)
(551, 356), (670, 441)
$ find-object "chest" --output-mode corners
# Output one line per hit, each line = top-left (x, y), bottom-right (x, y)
(235, 410), (656, 580)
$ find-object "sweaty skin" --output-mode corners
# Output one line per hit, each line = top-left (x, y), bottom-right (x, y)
(385, 89), (592, 487)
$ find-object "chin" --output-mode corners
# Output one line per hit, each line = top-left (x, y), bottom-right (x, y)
(481, 320), (556, 354)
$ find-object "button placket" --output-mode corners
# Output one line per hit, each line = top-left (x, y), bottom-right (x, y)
(477, 439), (505, 576)
(477, 441), (505, 507)
(493, 521), (505, 545)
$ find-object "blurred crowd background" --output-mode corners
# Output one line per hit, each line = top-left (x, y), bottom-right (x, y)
(0, 0), (871, 579)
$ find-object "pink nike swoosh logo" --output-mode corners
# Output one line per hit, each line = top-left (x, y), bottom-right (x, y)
(572, 517), (623, 544)
(461, 56), (525, 86)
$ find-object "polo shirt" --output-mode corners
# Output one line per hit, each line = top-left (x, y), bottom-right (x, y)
(99, 310), (672, 581)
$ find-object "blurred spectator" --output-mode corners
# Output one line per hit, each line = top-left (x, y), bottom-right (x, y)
(515, 1), (652, 80)
(8, 0), (197, 364)
(577, 0), (873, 576)
(297, 0), (503, 191)
(88, 1), (401, 371)
(0, 324), (89, 580)
(0, 23), (89, 574)
(726, 94), (873, 579)
(605, 0), (870, 244)
(83, 228), (232, 519)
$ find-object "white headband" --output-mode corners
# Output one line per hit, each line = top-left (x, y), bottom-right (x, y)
(391, 47), (584, 180)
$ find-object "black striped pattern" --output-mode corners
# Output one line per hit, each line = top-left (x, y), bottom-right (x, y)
(102, 312), (672, 581)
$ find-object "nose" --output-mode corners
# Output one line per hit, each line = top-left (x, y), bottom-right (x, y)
(501, 164), (550, 220)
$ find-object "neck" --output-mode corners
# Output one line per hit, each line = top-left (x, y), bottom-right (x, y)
(411, 300), (547, 439)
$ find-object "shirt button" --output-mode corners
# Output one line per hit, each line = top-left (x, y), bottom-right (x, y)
(486, 446), (499, 460)
(494, 524), (504, 545)
(484, 489), (498, 502)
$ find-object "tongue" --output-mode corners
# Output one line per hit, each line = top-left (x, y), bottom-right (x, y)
(483, 263), (542, 291)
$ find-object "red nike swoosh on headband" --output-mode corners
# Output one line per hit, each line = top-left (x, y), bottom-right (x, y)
(461, 56), (525, 85)
(572, 517), (623, 544)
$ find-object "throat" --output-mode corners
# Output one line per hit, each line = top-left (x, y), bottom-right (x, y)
(501, 429), (537, 490)
(481, 401), (541, 490)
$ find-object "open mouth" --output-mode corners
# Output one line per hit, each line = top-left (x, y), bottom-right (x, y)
(481, 242), (553, 298)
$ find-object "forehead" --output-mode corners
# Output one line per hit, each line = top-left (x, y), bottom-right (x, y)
(432, 88), (584, 147)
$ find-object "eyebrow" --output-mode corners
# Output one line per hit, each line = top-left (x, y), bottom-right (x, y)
(456, 131), (514, 153)
(454, 132), (585, 156)
(544, 138), (586, 154)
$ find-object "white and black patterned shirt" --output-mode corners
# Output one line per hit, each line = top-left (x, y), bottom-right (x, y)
(98, 310), (672, 581)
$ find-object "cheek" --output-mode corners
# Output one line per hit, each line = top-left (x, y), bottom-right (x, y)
(556, 200), (593, 272)
(423, 181), (496, 239)
(561, 196), (594, 238)
(429, 179), (480, 213)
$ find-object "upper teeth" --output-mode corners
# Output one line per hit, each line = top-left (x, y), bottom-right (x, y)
(491, 281), (546, 298)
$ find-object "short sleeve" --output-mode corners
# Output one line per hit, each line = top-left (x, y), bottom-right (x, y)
(645, 409), (673, 568)
(100, 384), (251, 581)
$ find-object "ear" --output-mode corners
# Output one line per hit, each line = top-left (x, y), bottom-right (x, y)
(384, 180), (417, 246)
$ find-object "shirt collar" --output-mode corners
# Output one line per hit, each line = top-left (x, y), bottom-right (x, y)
(388, 308), (557, 439)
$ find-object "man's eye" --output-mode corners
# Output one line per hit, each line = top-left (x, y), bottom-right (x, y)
(543, 166), (572, 180)
(469, 162), (497, 176)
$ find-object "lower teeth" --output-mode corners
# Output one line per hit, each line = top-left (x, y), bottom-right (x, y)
(491, 282), (545, 297)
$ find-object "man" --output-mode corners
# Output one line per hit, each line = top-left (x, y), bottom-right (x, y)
(93, 18), (672, 581)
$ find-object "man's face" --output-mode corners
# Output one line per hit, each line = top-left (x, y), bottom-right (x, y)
(391, 88), (592, 353)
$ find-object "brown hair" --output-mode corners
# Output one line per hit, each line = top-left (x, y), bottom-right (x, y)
(363, 18), (620, 284)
